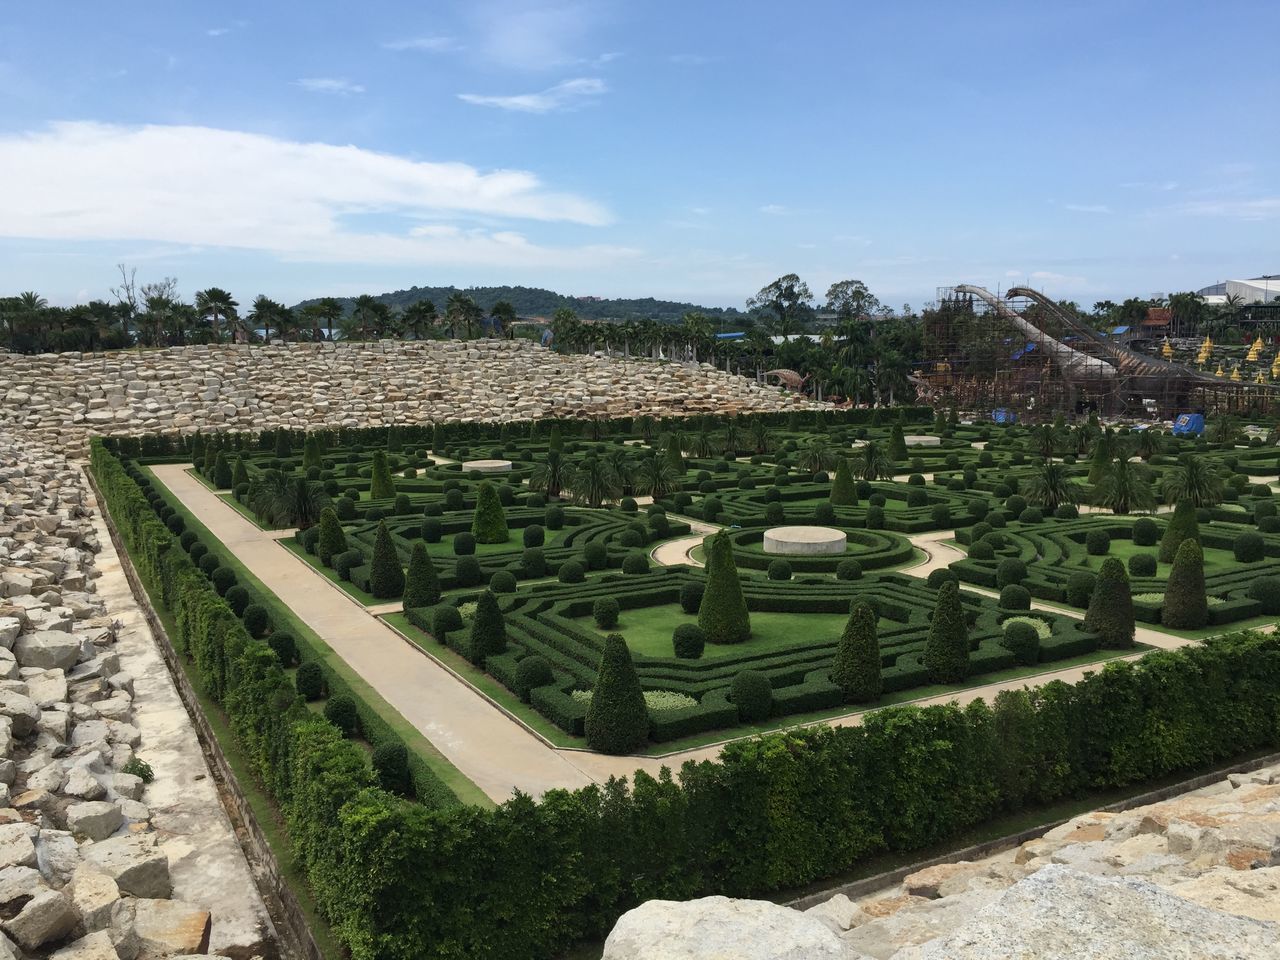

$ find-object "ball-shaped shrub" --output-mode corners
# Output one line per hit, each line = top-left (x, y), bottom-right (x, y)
(453, 556), (483, 588)
(1053, 503), (1079, 519)
(520, 547), (547, 578)
(1256, 500), (1278, 522)
(1001, 620), (1041, 666)
(189, 542), (208, 565)
(295, 661), (324, 700)
(982, 531), (1006, 550)
(558, 560), (585, 584)
(622, 551), (650, 575)
(765, 502), (785, 524)
(987, 511), (1008, 529)
(333, 549), (363, 580)
(731, 670), (772, 723)
(522, 524), (545, 548)
(1005, 495), (1028, 517)
(268, 632), (298, 667)
(865, 506), (885, 530)
(1066, 571), (1097, 607)
(395, 494), (412, 516)
(514, 655), (553, 702)
(618, 528), (643, 549)
(1131, 517), (1159, 546)
(947, 477), (967, 492)
(323, 695), (359, 738)
(993, 484), (1012, 499)
(908, 473), (926, 486)
(583, 541), (608, 570)
(1247, 576), (1280, 614)
(906, 488), (929, 508)
(927, 568), (958, 589)
(1253, 484), (1273, 499)
(545, 506), (565, 530)
(1234, 530), (1265, 563)
(996, 557), (1026, 587)
(372, 742), (411, 795)
(444, 489), (465, 511)
(420, 518), (443, 543)
(199, 553), (221, 577)
(1128, 553), (1157, 577)
(869, 493), (887, 508)
(211, 566), (236, 596)
(1222, 486), (1238, 502)
(1261, 516), (1280, 534)
(431, 604), (463, 638)
(931, 504), (952, 527)
(679, 581), (705, 614)
(1085, 529), (1110, 556)
(814, 502), (836, 523)
(764, 486), (782, 503)
(672, 624), (705, 660)
(836, 559), (863, 581)
(452, 532), (476, 556)
(767, 559), (792, 581)
(969, 541), (995, 561)
(242, 604), (270, 638)
(490, 570), (518, 594)
(999, 584), (1031, 610)
(224, 585), (250, 617)
(593, 596), (621, 629)
(970, 521), (993, 542)
(1018, 507), (1043, 524)
(335, 497), (357, 521)
(179, 530), (199, 551)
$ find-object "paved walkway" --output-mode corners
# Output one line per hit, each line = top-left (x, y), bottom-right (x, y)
(150, 464), (1216, 802)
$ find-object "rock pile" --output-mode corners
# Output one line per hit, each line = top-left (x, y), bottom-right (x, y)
(0, 435), (217, 958)
(0, 340), (812, 454)
(603, 760), (1280, 959)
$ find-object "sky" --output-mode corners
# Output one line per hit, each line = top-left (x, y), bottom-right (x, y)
(0, 0), (1277, 312)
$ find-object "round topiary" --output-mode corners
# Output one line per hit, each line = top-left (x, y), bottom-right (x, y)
(618, 528), (643, 549)
(969, 541), (995, 561)
(767, 559), (792, 581)
(295, 661), (324, 700)
(765, 502), (785, 524)
(869, 493), (887, 508)
(452, 532), (476, 556)
(179, 530), (199, 551)
(1018, 507), (1043, 524)
(372, 742), (411, 795)
(452, 556), (482, 588)
(189, 542), (208, 565)
(211, 566), (236, 596)
(1055, 503), (1079, 519)
(1132, 517), (1159, 546)
(926, 568), (958, 589)
(731, 670), (772, 723)
(593, 596), (621, 629)
(987, 511), (1007, 529)
(931, 504), (952, 527)
(999, 584), (1031, 610)
(1247, 576), (1280, 614)
(1085, 529), (1110, 556)
(1005, 495), (1028, 517)
(996, 557), (1026, 587)
(1234, 530), (1265, 563)
(672, 623), (705, 659)
(970, 521), (993, 542)
(521, 547), (547, 578)
(444, 489), (465, 511)
(1000, 620), (1041, 666)
(324, 695), (359, 738)
(522, 524), (545, 548)
(420, 517), (443, 543)
(865, 505), (885, 530)
(679, 581), (705, 614)
(814, 502), (836, 523)
(583, 541), (608, 570)
(431, 604), (463, 639)
(1066, 570), (1096, 607)
(268, 632), (297, 667)
(1128, 553), (1157, 577)
(514, 654), (553, 701)
(907, 488), (929, 508)
(558, 560), (585, 584)
(1087, 556), (1135, 647)
(490, 570), (518, 593)
(242, 603), (270, 638)
(835, 559), (863, 581)
(1262, 516), (1280, 534)
(224, 585), (250, 617)
(622, 551), (649, 574)
(545, 505), (565, 530)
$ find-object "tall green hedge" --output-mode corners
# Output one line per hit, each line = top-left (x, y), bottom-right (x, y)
(403, 542), (442, 609)
(1163, 538), (1209, 629)
(923, 580), (969, 682)
(467, 590), (506, 666)
(370, 450), (397, 501)
(471, 481), (509, 544)
(584, 634), (649, 753)
(831, 601), (881, 702)
(316, 507), (347, 566)
(369, 520), (405, 599)
(698, 531), (751, 644)
(1085, 557), (1134, 648)
(830, 459), (857, 506)
(1159, 499), (1199, 564)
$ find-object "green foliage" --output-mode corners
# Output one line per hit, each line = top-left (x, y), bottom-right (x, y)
(369, 520), (405, 600)
(1066, 571), (1096, 607)
(1132, 516), (1159, 546)
(303, 433), (323, 470)
(1249, 576), (1280, 614)
(593, 596), (620, 629)
(679, 581), (704, 614)
(888, 424), (908, 462)
(268, 632), (298, 667)
(212, 451), (233, 489)
(924, 580), (969, 683)
(122, 757), (155, 784)
(731, 670), (772, 722)
(996, 557), (1026, 586)
(1085, 557), (1133, 648)
(622, 551), (650, 574)
(467, 590), (506, 666)
(514, 655), (553, 702)
(767, 559), (792, 581)
(1162, 539), (1208, 629)
(1128, 553), (1157, 577)
(370, 450), (397, 500)
(999, 584), (1031, 610)
(1234, 531), (1264, 563)
(836, 559), (863, 581)
(317, 507), (347, 566)
(431, 604), (462, 638)
(402, 543), (442, 609)
(1159, 499), (1200, 564)
(324, 695), (359, 737)
(372, 742), (411, 795)
(584, 635), (649, 753)
(1085, 529), (1110, 555)
(831, 601), (881, 703)
(471, 481), (509, 544)
(490, 570), (517, 593)
(1000, 621), (1040, 665)
(296, 661), (324, 700)
(698, 531), (751, 644)
(830, 458), (858, 506)
(242, 603), (270, 638)
(672, 623), (705, 659)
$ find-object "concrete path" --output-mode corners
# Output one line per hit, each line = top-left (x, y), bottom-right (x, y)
(650, 518), (720, 568)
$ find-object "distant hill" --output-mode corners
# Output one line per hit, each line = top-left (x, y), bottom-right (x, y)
(293, 284), (743, 324)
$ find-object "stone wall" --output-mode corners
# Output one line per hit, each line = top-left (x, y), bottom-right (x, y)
(0, 340), (813, 454)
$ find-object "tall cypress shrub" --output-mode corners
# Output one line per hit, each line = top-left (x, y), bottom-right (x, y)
(1159, 499), (1199, 564)
(584, 634), (649, 754)
(212, 451), (233, 489)
(232, 455), (249, 489)
(1162, 538), (1208, 629)
(402, 542), (441, 609)
(303, 433), (323, 470)
(831, 601), (882, 702)
(471, 481), (509, 544)
(1085, 556), (1134, 648)
(370, 450), (397, 501)
(924, 579), (969, 682)
(274, 429), (291, 459)
(830, 458), (858, 506)
(468, 590), (506, 666)
(369, 520), (405, 599)
(698, 531), (751, 644)
(664, 434), (684, 474)
(316, 507), (347, 565)
(889, 423), (908, 462)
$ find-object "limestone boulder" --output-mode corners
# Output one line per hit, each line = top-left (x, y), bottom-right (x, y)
(13, 631), (80, 671)
(81, 834), (171, 898)
(2, 889), (76, 951)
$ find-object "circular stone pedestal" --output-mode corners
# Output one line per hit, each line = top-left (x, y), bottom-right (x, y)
(461, 459), (513, 474)
(763, 526), (847, 556)
(905, 435), (941, 446)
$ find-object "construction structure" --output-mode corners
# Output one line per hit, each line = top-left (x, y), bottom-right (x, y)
(920, 285), (1280, 420)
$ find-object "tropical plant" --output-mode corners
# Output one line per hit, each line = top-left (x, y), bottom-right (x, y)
(249, 472), (330, 529)
(1094, 458), (1155, 515)
(851, 440), (894, 481)
(566, 457), (622, 508)
(529, 450), (571, 500)
(1024, 460), (1078, 513)
(1161, 454), (1222, 507)
(634, 451), (680, 500)
(797, 438), (838, 473)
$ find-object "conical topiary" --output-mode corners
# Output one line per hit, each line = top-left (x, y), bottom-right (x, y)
(316, 507), (347, 565)
(698, 531), (751, 644)
(584, 634), (649, 754)
(471, 481), (509, 544)
(232, 455), (249, 489)
(369, 450), (396, 501)
(830, 458), (858, 506)
(274, 428), (291, 459)
(402, 542), (441, 609)
(923, 579), (969, 683)
(212, 450), (233, 489)
(889, 423), (908, 462)
(303, 433), (323, 470)
(1159, 499), (1199, 564)
(1162, 538), (1208, 629)
(664, 434), (684, 474)
(1084, 556), (1134, 648)
(467, 589), (506, 666)
(369, 520), (405, 599)
(831, 601), (882, 702)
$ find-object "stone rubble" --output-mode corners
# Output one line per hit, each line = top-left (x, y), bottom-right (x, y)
(0, 340), (814, 455)
(0, 433), (234, 958)
(603, 760), (1280, 959)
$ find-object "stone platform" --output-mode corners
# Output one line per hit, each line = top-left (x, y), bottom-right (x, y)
(461, 459), (513, 474)
(763, 526), (847, 556)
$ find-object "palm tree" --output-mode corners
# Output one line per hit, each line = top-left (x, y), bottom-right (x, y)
(529, 450), (571, 500)
(489, 300), (516, 339)
(722, 418), (743, 457)
(797, 438), (838, 473)
(275, 305), (301, 342)
(1029, 423), (1059, 461)
(316, 297), (343, 341)
(445, 293), (481, 339)
(749, 417), (772, 455)
(1024, 460), (1078, 513)
(346, 295), (383, 341)
(687, 425), (719, 459)
(248, 471), (331, 528)
(194, 288), (237, 344)
(399, 300), (437, 340)
(566, 457), (621, 508)
(298, 304), (326, 342)
(1134, 428), (1161, 461)
(1095, 458), (1154, 515)
(851, 440), (894, 481)
(247, 295), (282, 343)
(1161, 453), (1222, 507)
(634, 451), (680, 500)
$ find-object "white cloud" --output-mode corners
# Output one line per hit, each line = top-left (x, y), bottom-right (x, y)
(295, 77), (365, 95)
(1169, 197), (1280, 221)
(1063, 203), (1111, 214)
(0, 122), (629, 269)
(471, 2), (595, 69)
(206, 27), (230, 37)
(1122, 179), (1177, 191)
(759, 204), (789, 216)
(383, 36), (460, 52)
(458, 77), (605, 113)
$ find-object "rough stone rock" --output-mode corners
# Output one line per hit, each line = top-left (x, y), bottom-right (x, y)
(901, 862), (980, 899)
(804, 893), (869, 933)
(49, 930), (119, 960)
(0, 824), (36, 870)
(890, 864), (1280, 959)
(81, 834), (171, 899)
(130, 898), (212, 957)
(35, 830), (82, 886)
(603, 896), (848, 960)
(62, 765), (106, 800)
(66, 865), (120, 932)
(0, 865), (46, 908)
(12, 631), (80, 671)
(842, 888), (1002, 959)
(1162, 866), (1280, 922)
(111, 772), (143, 801)
(2, 889), (76, 951)
(67, 801), (124, 841)
(0, 691), (39, 738)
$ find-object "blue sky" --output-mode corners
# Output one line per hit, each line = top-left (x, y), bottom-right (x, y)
(1, 0), (1276, 310)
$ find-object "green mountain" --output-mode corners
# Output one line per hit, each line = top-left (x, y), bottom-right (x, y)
(293, 284), (743, 324)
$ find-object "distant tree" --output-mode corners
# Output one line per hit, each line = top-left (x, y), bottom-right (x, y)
(825, 279), (879, 320)
(489, 300), (517, 338)
(747, 273), (814, 335)
(194, 287), (238, 344)
(369, 520), (406, 599)
(369, 450), (397, 500)
(1161, 454), (1222, 507)
(471, 481), (510, 543)
(1095, 458), (1155, 515)
(830, 458), (858, 505)
(1085, 557), (1135, 648)
(1162, 539), (1208, 628)
(401, 299), (438, 340)
(1025, 461), (1078, 513)
(467, 590), (506, 666)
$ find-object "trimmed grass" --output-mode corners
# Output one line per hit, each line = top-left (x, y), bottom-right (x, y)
(1081, 540), (1238, 575)
(280, 538), (383, 606)
(424, 528), (565, 559)
(146, 467), (492, 809)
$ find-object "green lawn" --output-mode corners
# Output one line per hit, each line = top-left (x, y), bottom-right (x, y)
(1081, 540), (1237, 575)
(424, 527), (565, 559)
(280, 539), (383, 606)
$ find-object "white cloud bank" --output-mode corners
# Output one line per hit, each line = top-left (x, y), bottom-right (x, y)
(0, 122), (632, 268)
(458, 77), (605, 113)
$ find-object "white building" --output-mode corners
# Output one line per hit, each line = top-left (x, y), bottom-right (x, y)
(1196, 276), (1280, 305)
